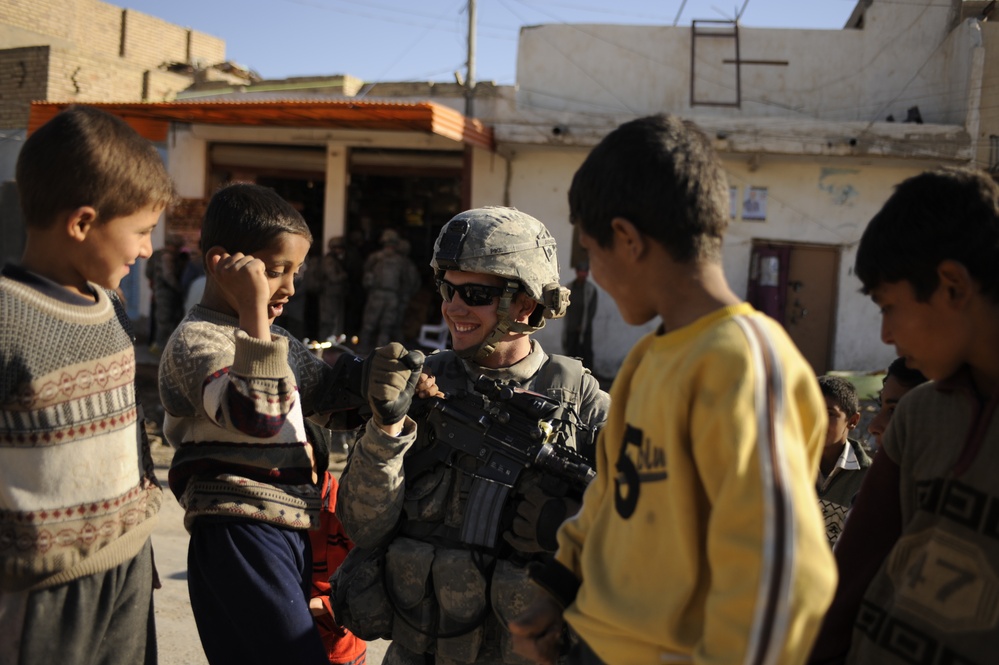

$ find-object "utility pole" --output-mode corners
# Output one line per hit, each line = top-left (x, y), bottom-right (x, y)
(465, 0), (477, 117)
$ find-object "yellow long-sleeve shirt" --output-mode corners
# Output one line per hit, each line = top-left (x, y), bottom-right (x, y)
(555, 303), (835, 665)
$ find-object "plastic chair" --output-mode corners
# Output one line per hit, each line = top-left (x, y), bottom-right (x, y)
(417, 320), (450, 350)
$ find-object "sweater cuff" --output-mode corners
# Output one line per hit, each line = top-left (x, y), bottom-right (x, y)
(233, 329), (291, 378)
(528, 557), (581, 609)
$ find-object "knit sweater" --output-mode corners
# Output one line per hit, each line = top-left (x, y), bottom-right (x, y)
(0, 265), (162, 592)
(160, 305), (341, 532)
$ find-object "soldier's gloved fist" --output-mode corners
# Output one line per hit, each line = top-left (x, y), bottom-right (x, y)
(364, 342), (425, 429)
(503, 484), (579, 553)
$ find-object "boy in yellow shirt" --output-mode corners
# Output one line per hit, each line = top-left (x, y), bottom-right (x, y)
(510, 114), (835, 665)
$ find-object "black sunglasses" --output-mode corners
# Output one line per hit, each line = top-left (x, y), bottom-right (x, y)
(436, 278), (506, 307)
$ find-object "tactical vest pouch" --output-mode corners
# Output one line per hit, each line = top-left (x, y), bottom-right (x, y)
(329, 546), (392, 640)
(404, 463), (451, 523)
(433, 548), (487, 662)
(491, 559), (537, 664)
(386, 536), (437, 654)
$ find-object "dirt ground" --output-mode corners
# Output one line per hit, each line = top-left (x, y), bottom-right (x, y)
(136, 361), (390, 665)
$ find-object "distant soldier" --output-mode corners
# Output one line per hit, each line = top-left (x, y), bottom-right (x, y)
(149, 232), (186, 353)
(562, 261), (598, 370)
(391, 238), (422, 343)
(359, 229), (406, 352)
(319, 236), (349, 340)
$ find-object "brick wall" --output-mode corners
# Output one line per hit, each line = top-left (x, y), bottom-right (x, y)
(0, 46), (49, 127)
(1, 0), (229, 128)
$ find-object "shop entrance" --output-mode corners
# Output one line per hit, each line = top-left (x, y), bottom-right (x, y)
(345, 150), (464, 344)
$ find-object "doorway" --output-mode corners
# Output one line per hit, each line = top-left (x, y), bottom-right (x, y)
(746, 241), (840, 373)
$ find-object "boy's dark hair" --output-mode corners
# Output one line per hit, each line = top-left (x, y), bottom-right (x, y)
(200, 183), (312, 257)
(855, 167), (999, 302)
(817, 375), (860, 417)
(885, 357), (928, 389)
(16, 105), (174, 228)
(568, 114), (729, 263)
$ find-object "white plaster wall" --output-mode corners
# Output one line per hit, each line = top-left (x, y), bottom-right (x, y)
(721, 155), (920, 371)
(515, 2), (977, 126)
(167, 125), (207, 198)
(496, 145), (927, 376)
(469, 146), (508, 208)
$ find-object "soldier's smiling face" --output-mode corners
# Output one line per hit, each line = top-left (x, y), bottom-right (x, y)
(441, 270), (504, 352)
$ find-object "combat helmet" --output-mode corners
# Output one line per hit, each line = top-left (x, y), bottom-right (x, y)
(431, 206), (570, 362)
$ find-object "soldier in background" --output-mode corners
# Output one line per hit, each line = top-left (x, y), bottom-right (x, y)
(148, 233), (186, 354)
(561, 261), (597, 371)
(391, 238), (422, 344)
(358, 229), (406, 353)
(319, 236), (349, 340)
(335, 207), (610, 665)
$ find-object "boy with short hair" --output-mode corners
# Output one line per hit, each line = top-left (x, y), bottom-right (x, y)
(810, 167), (999, 665)
(0, 105), (173, 663)
(159, 183), (355, 664)
(865, 357), (927, 449)
(816, 375), (871, 547)
(510, 114), (835, 665)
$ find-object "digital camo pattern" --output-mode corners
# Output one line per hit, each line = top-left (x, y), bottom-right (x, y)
(431, 207), (561, 305)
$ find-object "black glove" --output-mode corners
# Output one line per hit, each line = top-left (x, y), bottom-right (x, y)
(503, 484), (580, 553)
(364, 343), (424, 428)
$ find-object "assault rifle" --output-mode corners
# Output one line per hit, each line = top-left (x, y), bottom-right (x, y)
(423, 375), (595, 550)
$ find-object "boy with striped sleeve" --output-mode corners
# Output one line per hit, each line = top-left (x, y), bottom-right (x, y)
(510, 114), (835, 665)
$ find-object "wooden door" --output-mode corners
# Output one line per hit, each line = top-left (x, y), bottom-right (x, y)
(782, 245), (839, 373)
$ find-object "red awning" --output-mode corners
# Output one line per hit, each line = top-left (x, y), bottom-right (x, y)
(28, 99), (494, 150)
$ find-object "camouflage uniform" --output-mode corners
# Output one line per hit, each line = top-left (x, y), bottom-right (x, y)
(320, 236), (349, 340)
(390, 239), (422, 343)
(336, 208), (610, 665)
(149, 235), (186, 351)
(360, 240), (408, 352)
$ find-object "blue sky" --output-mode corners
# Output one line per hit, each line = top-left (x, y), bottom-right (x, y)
(122, 0), (858, 84)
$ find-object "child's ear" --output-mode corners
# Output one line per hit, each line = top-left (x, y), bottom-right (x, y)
(937, 260), (974, 307)
(847, 412), (861, 430)
(203, 246), (229, 275)
(64, 206), (98, 242)
(609, 216), (646, 260)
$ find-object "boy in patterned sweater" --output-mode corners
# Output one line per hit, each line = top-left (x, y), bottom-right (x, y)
(159, 183), (354, 665)
(0, 105), (173, 663)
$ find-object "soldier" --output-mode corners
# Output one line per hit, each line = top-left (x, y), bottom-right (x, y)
(148, 232), (187, 354)
(391, 238), (422, 343)
(320, 235), (349, 340)
(359, 229), (407, 352)
(335, 207), (610, 665)
(561, 261), (597, 371)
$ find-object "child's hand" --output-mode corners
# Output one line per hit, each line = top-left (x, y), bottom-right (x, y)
(309, 596), (329, 617)
(416, 372), (443, 399)
(206, 246), (271, 339)
(508, 593), (565, 665)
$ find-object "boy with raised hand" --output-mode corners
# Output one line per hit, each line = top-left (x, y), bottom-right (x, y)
(0, 105), (173, 664)
(159, 183), (392, 665)
(810, 167), (999, 665)
(816, 375), (871, 547)
(510, 114), (835, 665)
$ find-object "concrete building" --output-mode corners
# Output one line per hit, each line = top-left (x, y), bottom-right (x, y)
(23, 0), (999, 375)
